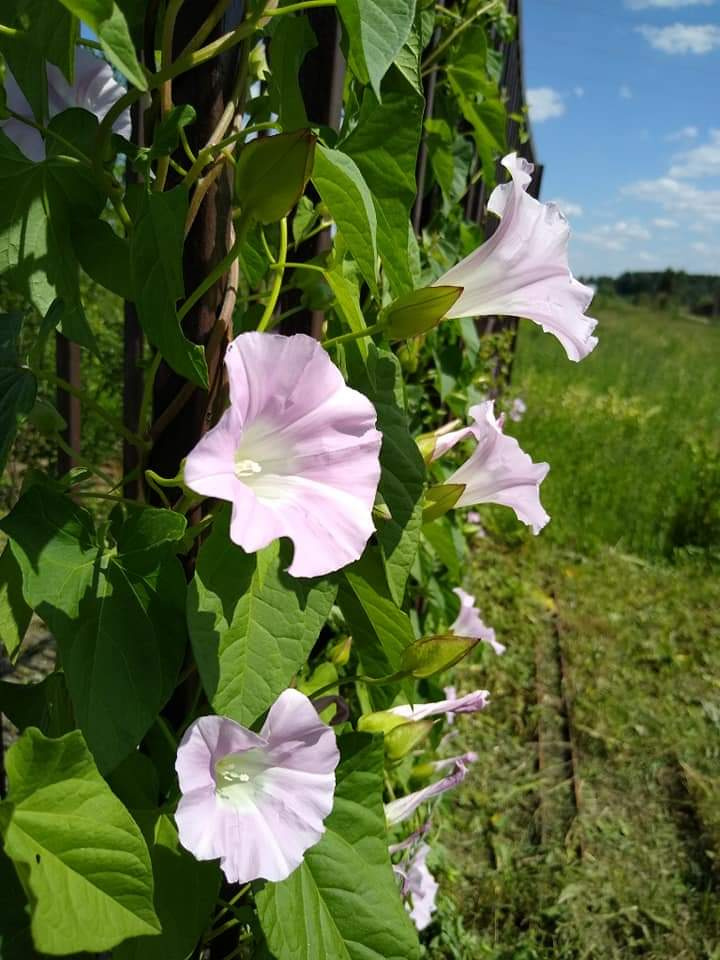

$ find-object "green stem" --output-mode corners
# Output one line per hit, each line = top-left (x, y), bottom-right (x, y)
(421, 1), (497, 74)
(204, 917), (240, 944)
(177, 211), (251, 323)
(138, 351), (162, 438)
(264, 0), (337, 14)
(74, 491), (140, 506)
(310, 671), (400, 700)
(289, 219), (333, 249)
(213, 884), (251, 927)
(53, 434), (115, 486)
(155, 0), (186, 193)
(322, 322), (384, 349)
(205, 121), (280, 157)
(77, 37), (103, 50)
(274, 260), (326, 274)
(155, 716), (178, 752)
(257, 218), (288, 332)
(220, 933), (253, 960)
(39, 371), (148, 450)
(0, 23), (22, 39)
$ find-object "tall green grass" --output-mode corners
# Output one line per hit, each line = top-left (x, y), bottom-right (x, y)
(509, 298), (720, 558)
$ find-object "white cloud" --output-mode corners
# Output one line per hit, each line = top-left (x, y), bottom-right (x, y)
(526, 87), (565, 123)
(637, 23), (720, 54)
(668, 129), (720, 178)
(623, 176), (720, 223)
(619, 84), (634, 99)
(666, 125), (699, 141)
(692, 241), (712, 253)
(638, 251), (658, 262)
(573, 86), (585, 98)
(577, 220), (652, 251)
(551, 198), (584, 217)
(626, 0), (715, 8)
(652, 217), (678, 228)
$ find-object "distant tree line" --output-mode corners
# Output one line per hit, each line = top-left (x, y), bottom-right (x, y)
(582, 270), (720, 320)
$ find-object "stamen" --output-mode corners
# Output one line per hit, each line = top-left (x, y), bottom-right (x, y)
(235, 457), (262, 479)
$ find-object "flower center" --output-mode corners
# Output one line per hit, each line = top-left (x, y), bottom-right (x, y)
(214, 748), (268, 807)
(234, 456), (263, 479)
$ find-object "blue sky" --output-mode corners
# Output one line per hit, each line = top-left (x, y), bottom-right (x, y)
(522, 0), (719, 276)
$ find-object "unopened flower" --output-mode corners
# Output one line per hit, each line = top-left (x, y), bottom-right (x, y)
(439, 401), (549, 534)
(184, 332), (382, 578)
(509, 397), (527, 422)
(435, 153), (597, 362)
(387, 688), (489, 723)
(385, 752), (476, 825)
(1, 47), (132, 162)
(451, 587), (505, 656)
(175, 689), (340, 884)
(405, 843), (439, 930)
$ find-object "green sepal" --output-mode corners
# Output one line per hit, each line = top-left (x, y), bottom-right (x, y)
(385, 717), (434, 761)
(382, 285), (463, 340)
(422, 483), (465, 523)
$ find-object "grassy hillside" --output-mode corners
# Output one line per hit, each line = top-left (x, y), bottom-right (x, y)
(424, 302), (720, 959)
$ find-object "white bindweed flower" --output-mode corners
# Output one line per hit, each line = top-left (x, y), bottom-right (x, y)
(175, 690), (340, 884)
(388, 688), (489, 723)
(436, 401), (550, 534)
(1, 47), (132, 161)
(451, 587), (505, 656)
(436, 153), (597, 362)
(384, 752), (477, 826)
(184, 332), (382, 578)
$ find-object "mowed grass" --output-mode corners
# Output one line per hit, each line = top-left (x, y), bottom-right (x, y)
(422, 302), (720, 959)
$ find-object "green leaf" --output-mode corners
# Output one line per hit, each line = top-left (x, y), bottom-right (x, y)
(187, 509), (337, 725)
(338, 0), (417, 100)
(0, 846), (35, 960)
(268, 14), (317, 129)
(72, 218), (133, 300)
(422, 516), (463, 582)
(149, 103), (197, 160)
(235, 129), (317, 225)
(0, 488), (187, 772)
(346, 344), (426, 603)
(56, 0), (148, 90)
(0, 543), (32, 660)
(257, 734), (420, 960)
(0, 314), (36, 474)
(115, 815), (221, 960)
(313, 144), (378, 295)
(342, 70), (423, 296)
(338, 547), (415, 693)
(0, 672), (74, 738)
(0, 118), (104, 350)
(2, 727), (160, 954)
(129, 186), (208, 388)
(324, 257), (368, 357)
(383, 285), (462, 339)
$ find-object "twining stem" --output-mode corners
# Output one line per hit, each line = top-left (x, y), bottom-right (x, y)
(178, 209), (250, 324)
(137, 351), (163, 438)
(155, 0), (186, 192)
(274, 261), (326, 274)
(310, 671), (402, 700)
(39, 371), (148, 450)
(53, 434), (115, 486)
(177, 0), (232, 59)
(257, 218), (288, 332)
(421, 0), (498, 75)
(263, 0), (337, 14)
(212, 884), (251, 927)
(322, 322), (384, 349)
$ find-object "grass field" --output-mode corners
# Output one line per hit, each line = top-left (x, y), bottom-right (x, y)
(425, 301), (720, 959)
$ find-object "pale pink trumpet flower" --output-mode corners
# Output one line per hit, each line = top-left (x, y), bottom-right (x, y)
(434, 401), (549, 534)
(384, 752), (477, 826)
(175, 690), (340, 884)
(184, 332), (382, 578)
(387, 688), (490, 723)
(435, 153), (597, 362)
(451, 587), (505, 656)
(1, 47), (132, 161)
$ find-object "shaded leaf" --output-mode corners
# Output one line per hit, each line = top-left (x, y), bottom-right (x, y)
(338, 0), (417, 99)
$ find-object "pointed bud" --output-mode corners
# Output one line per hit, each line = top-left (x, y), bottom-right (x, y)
(235, 129), (316, 224)
(422, 484), (465, 523)
(400, 633), (480, 679)
(385, 719), (435, 762)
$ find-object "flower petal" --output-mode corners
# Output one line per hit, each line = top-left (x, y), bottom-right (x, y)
(388, 689), (489, 722)
(384, 754), (475, 826)
(448, 402), (549, 534)
(406, 843), (439, 931)
(451, 587), (505, 656)
(436, 153), (597, 362)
